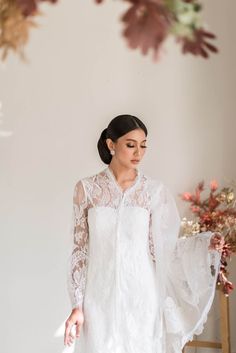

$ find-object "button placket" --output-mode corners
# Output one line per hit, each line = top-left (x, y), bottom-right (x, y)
(114, 193), (126, 351)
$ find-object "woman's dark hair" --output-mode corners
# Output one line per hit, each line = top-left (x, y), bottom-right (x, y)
(97, 114), (148, 164)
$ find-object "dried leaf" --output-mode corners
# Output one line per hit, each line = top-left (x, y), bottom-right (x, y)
(121, 0), (173, 57)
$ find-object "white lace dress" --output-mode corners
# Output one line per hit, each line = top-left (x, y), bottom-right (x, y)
(66, 166), (221, 353)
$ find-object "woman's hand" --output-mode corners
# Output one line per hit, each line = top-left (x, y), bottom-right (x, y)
(208, 232), (225, 253)
(64, 308), (84, 346)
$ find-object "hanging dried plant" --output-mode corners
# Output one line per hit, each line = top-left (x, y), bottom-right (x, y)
(98, 0), (219, 60)
(120, 0), (173, 59)
(0, 0), (218, 61)
(0, 0), (37, 61)
(0, 0), (57, 61)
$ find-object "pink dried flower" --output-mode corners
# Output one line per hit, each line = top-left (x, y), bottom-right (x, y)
(190, 205), (200, 213)
(182, 192), (192, 201)
(210, 179), (218, 192)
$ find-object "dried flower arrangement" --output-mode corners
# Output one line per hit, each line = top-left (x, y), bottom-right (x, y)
(179, 179), (236, 296)
(0, 0), (218, 62)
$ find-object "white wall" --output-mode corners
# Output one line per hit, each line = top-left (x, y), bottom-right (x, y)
(0, 1), (235, 353)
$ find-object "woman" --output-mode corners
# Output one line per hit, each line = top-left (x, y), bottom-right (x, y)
(64, 114), (225, 353)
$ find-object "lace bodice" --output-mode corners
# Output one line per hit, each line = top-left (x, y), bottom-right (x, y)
(67, 166), (162, 310)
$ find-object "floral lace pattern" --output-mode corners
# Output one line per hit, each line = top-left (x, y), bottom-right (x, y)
(67, 180), (89, 310)
(67, 167), (158, 309)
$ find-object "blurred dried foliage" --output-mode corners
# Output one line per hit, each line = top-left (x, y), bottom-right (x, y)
(0, 0), (57, 61)
(101, 0), (219, 60)
(0, 0), (35, 61)
(0, 0), (218, 62)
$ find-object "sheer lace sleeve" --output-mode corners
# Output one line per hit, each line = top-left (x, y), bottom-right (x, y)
(148, 214), (156, 263)
(148, 182), (181, 266)
(150, 183), (221, 353)
(67, 180), (89, 311)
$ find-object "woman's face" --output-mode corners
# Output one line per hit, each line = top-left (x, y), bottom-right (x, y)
(106, 128), (147, 169)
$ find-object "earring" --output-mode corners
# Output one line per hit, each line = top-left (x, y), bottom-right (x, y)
(110, 150), (115, 155)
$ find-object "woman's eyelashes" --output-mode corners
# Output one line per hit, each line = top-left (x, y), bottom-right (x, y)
(126, 144), (147, 148)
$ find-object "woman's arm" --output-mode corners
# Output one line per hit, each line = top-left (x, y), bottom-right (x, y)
(67, 179), (89, 311)
(64, 179), (89, 346)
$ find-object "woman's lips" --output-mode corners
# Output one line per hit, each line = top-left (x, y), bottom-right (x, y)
(131, 160), (140, 163)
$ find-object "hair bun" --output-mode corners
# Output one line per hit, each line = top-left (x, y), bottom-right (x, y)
(101, 127), (108, 140)
(97, 127), (111, 164)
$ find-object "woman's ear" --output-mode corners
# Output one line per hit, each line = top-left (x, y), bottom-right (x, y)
(106, 138), (114, 151)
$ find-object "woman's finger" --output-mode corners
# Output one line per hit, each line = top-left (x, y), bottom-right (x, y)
(76, 323), (82, 337)
(68, 332), (75, 345)
(66, 333), (74, 346)
(69, 331), (75, 339)
(64, 320), (73, 345)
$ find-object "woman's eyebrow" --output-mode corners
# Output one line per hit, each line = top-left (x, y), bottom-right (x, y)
(125, 138), (147, 142)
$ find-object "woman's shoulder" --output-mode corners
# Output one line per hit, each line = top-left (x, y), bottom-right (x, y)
(143, 174), (177, 211)
(143, 173), (175, 203)
(74, 167), (106, 188)
(143, 172), (165, 193)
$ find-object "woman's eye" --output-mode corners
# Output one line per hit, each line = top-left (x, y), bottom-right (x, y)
(126, 144), (147, 148)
